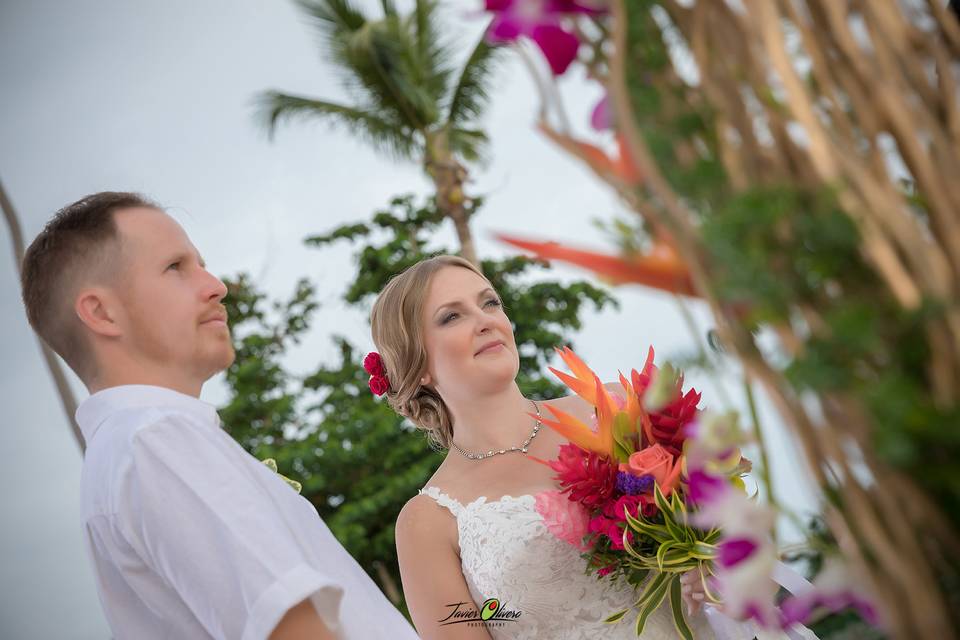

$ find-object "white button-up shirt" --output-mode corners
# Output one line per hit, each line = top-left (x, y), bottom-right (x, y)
(77, 385), (418, 640)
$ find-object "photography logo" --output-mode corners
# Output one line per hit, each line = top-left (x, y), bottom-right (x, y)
(438, 597), (522, 629)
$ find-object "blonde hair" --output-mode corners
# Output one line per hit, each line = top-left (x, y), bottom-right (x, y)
(370, 255), (488, 449)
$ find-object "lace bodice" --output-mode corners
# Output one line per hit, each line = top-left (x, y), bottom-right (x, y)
(419, 486), (716, 640)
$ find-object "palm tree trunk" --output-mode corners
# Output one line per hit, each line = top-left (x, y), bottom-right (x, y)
(425, 133), (479, 266)
(372, 560), (403, 606)
(1, 177), (84, 453)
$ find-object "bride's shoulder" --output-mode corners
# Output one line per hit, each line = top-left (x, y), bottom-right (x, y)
(542, 381), (623, 421)
(396, 489), (457, 546)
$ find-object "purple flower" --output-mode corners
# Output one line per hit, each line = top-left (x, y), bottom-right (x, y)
(717, 537), (759, 568)
(484, 0), (606, 75)
(615, 471), (654, 495)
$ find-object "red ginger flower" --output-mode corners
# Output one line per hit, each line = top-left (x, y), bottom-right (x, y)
(630, 354), (701, 458)
(547, 443), (618, 509)
(648, 387), (700, 457)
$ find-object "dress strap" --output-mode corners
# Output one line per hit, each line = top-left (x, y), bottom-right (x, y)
(418, 486), (465, 518)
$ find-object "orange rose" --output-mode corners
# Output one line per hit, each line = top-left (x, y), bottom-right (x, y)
(619, 444), (683, 496)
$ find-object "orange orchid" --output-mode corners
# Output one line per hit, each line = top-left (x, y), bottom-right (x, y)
(494, 233), (697, 297)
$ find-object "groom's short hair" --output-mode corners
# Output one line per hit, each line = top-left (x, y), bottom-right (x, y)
(21, 191), (158, 380)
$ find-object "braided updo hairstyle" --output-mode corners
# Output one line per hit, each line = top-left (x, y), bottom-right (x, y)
(370, 255), (489, 449)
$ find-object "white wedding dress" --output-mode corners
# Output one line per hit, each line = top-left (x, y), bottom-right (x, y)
(419, 486), (718, 639)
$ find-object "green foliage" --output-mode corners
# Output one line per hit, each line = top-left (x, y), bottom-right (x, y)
(218, 194), (617, 607)
(620, 2), (960, 533)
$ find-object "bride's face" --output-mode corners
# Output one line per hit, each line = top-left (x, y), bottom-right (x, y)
(420, 266), (520, 400)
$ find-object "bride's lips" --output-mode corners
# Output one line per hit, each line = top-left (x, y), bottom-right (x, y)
(474, 340), (506, 356)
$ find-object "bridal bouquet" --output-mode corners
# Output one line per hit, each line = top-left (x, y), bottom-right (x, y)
(533, 348), (878, 639)
(530, 347), (750, 639)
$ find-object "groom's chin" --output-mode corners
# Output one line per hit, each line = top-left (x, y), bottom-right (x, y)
(206, 345), (237, 376)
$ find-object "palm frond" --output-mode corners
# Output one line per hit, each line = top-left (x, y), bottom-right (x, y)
(448, 127), (490, 165)
(408, 0), (453, 103)
(295, 0), (366, 38)
(446, 32), (503, 127)
(256, 91), (421, 161)
(337, 18), (440, 129)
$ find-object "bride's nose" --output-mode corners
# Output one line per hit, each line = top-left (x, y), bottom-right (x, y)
(474, 309), (496, 334)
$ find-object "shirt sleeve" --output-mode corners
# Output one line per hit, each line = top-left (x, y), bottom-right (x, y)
(118, 413), (344, 640)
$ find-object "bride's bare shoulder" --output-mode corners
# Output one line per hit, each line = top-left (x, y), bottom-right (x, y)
(396, 488), (458, 549)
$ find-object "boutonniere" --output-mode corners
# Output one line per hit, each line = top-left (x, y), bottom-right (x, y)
(261, 458), (302, 494)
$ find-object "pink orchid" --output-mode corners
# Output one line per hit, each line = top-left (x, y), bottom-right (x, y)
(590, 93), (612, 130)
(484, 0), (606, 75)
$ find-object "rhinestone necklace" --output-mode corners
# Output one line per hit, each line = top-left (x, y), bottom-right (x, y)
(451, 399), (542, 460)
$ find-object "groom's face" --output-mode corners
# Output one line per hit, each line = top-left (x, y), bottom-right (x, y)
(110, 207), (235, 381)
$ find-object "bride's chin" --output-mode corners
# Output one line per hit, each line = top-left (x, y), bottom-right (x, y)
(474, 362), (519, 388)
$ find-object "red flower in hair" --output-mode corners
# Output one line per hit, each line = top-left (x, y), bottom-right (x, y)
(363, 352), (385, 377)
(364, 352), (390, 396)
(369, 375), (389, 396)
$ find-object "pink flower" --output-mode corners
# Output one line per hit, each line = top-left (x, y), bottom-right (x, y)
(588, 513), (630, 550)
(590, 93), (612, 130)
(586, 493), (657, 550)
(535, 489), (591, 550)
(779, 558), (880, 627)
(717, 537), (759, 568)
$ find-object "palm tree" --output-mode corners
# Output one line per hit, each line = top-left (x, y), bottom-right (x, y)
(258, 0), (503, 266)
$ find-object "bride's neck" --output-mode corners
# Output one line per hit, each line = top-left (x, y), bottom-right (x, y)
(447, 383), (537, 454)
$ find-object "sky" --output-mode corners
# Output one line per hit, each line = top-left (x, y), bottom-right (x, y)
(0, 1), (819, 637)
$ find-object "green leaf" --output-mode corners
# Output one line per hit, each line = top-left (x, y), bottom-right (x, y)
(656, 540), (679, 570)
(635, 573), (673, 635)
(604, 609), (629, 624)
(661, 507), (691, 544)
(654, 483), (674, 522)
(623, 511), (671, 545)
(689, 541), (717, 560)
(633, 571), (670, 609)
(669, 577), (695, 640)
(613, 412), (638, 457)
(659, 547), (695, 567)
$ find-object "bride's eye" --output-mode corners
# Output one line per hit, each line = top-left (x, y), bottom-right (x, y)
(485, 298), (502, 308)
(441, 312), (459, 324)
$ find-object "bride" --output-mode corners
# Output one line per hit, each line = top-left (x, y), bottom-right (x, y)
(369, 255), (716, 639)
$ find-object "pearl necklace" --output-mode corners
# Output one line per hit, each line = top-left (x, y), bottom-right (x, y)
(451, 399), (542, 460)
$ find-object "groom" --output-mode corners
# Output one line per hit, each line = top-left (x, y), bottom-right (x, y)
(20, 192), (419, 640)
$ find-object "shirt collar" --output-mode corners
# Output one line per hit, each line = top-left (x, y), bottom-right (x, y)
(76, 384), (220, 445)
